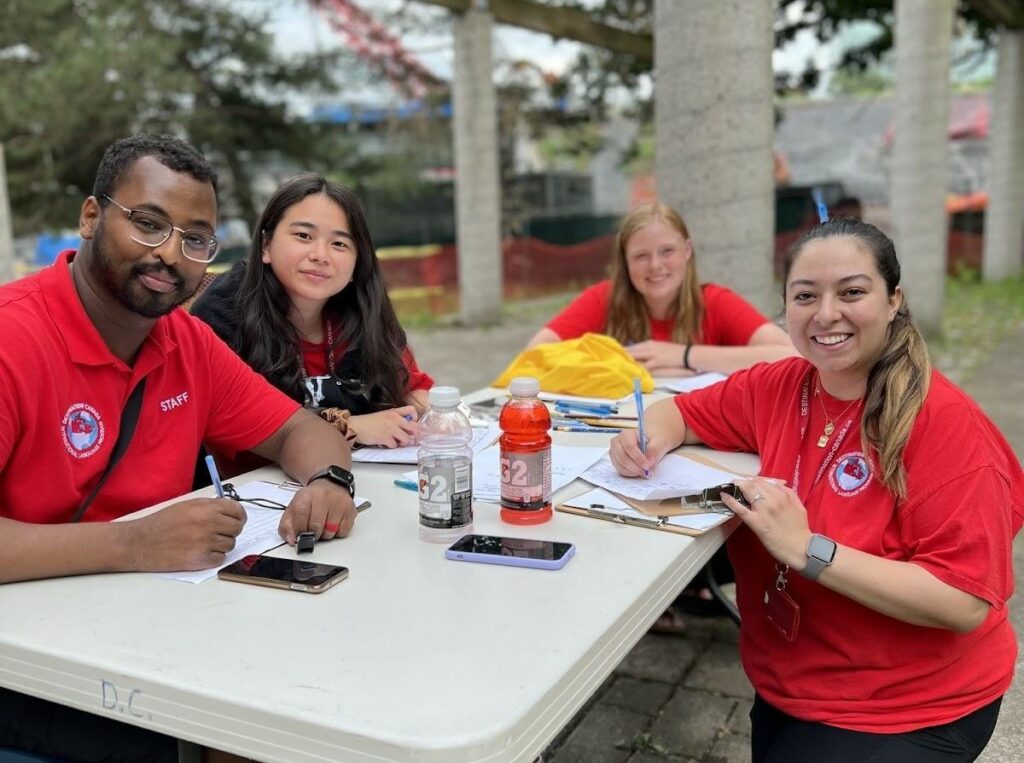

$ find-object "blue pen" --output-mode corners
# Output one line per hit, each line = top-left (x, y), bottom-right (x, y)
(205, 454), (225, 499)
(811, 186), (828, 224)
(394, 478), (418, 492)
(554, 425), (624, 434)
(554, 400), (617, 414)
(633, 378), (649, 478)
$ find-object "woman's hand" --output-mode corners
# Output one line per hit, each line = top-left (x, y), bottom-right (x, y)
(351, 406), (419, 448)
(722, 478), (811, 570)
(626, 340), (685, 372)
(609, 398), (690, 477)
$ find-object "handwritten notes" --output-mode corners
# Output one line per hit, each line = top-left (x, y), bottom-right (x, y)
(399, 445), (607, 503)
(353, 423), (500, 465)
(656, 373), (728, 394)
(580, 454), (741, 501)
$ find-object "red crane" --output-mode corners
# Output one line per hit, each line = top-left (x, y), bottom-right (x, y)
(308, 0), (444, 100)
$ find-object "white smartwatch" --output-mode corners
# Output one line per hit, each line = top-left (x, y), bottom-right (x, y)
(800, 533), (837, 580)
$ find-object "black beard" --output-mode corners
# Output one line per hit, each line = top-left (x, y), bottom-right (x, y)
(91, 229), (198, 318)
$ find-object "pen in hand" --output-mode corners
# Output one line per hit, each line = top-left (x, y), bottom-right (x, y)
(633, 378), (649, 478)
(205, 454), (226, 499)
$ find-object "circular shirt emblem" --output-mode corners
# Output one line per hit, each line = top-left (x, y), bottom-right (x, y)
(829, 451), (871, 496)
(61, 403), (105, 459)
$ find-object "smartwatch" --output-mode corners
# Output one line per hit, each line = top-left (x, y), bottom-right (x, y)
(800, 533), (837, 580)
(307, 465), (356, 499)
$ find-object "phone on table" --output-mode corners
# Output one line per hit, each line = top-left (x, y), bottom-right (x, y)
(217, 554), (349, 593)
(445, 534), (575, 570)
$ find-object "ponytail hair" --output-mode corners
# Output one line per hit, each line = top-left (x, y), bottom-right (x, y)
(606, 201), (704, 345)
(784, 218), (931, 498)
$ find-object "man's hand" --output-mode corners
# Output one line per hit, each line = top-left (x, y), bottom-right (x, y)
(279, 480), (357, 545)
(126, 498), (247, 572)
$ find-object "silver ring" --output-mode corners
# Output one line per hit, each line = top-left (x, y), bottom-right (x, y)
(751, 493), (766, 503)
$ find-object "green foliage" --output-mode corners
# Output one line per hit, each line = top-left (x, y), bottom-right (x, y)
(0, 0), (347, 234)
(934, 270), (1024, 383)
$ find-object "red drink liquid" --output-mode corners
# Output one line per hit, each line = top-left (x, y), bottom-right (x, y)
(499, 379), (552, 525)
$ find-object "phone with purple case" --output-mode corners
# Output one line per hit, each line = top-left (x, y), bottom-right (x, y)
(445, 534), (575, 570)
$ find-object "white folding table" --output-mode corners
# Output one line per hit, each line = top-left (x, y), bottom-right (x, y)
(0, 390), (757, 763)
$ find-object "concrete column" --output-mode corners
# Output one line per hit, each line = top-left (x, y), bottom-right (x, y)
(452, 7), (502, 325)
(891, 0), (955, 336)
(983, 29), (1024, 281)
(654, 0), (775, 314)
(0, 144), (14, 285)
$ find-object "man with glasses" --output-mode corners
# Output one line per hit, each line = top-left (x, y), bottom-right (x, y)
(0, 135), (359, 760)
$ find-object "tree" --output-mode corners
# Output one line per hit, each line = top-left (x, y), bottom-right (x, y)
(0, 0), (347, 235)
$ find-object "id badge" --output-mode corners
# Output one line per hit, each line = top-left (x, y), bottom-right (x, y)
(763, 582), (801, 641)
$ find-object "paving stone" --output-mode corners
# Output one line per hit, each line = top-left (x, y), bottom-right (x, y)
(726, 698), (753, 737)
(647, 688), (735, 759)
(704, 731), (750, 763)
(614, 633), (699, 684)
(683, 642), (753, 699)
(626, 752), (699, 763)
(548, 704), (651, 763)
(675, 614), (740, 645)
(601, 676), (676, 717)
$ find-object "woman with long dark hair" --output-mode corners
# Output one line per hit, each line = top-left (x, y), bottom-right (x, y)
(611, 218), (1022, 762)
(193, 174), (431, 474)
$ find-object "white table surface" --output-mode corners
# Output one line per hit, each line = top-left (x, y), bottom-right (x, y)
(0, 388), (758, 763)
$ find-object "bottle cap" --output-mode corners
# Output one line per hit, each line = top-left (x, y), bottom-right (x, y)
(428, 385), (461, 408)
(509, 377), (540, 397)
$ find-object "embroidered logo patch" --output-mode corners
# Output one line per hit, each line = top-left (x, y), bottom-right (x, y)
(61, 403), (105, 459)
(830, 452), (871, 496)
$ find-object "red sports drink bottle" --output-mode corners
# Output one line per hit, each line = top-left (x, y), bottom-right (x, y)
(499, 377), (552, 525)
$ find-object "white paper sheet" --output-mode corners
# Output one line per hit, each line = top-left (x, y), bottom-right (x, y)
(561, 487), (731, 532)
(154, 481), (370, 584)
(537, 391), (634, 407)
(352, 423), (500, 465)
(580, 453), (741, 500)
(399, 445), (607, 504)
(656, 373), (728, 394)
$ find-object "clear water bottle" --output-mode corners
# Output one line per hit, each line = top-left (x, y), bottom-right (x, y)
(417, 385), (474, 542)
(499, 377), (552, 525)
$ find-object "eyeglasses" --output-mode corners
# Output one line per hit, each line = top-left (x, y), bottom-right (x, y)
(101, 195), (220, 263)
(222, 483), (288, 511)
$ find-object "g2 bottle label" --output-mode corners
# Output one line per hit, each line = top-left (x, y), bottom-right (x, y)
(418, 455), (473, 529)
(500, 448), (552, 511)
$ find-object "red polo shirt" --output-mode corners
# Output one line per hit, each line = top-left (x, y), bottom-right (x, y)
(0, 251), (300, 524)
(545, 280), (769, 345)
(676, 357), (1023, 732)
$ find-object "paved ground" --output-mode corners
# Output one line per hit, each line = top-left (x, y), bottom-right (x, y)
(406, 314), (1024, 763)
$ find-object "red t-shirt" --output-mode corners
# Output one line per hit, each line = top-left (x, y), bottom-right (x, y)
(0, 251), (300, 523)
(545, 280), (769, 345)
(676, 357), (1023, 732)
(300, 340), (433, 392)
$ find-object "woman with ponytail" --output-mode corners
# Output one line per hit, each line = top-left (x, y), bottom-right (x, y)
(610, 218), (1022, 762)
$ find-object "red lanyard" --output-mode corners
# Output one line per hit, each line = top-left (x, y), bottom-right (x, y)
(791, 371), (859, 501)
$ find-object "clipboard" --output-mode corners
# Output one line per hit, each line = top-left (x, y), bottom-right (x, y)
(556, 485), (738, 537)
(556, 502), (737, 537)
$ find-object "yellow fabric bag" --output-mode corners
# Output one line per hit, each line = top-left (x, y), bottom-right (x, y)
(493, 333), (655, 398)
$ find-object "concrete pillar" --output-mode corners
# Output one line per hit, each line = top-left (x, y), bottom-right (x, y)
(654, 0), (775, 314)
(983, 30), (1024, 281)
(452, 7), (502, 325)
(891, 0), (955, 336)
(0, 144), (14, 285)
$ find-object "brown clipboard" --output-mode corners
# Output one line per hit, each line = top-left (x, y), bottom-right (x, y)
(554, 450), (752, 536)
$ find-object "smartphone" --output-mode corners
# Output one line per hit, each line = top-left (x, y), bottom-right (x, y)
(217, 555), (349, 593)
(445, 534), (575, 570)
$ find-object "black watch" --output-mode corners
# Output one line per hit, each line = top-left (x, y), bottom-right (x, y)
(307, 465), (355, 498)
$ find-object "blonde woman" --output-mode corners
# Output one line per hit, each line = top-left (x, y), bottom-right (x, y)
(611, 219), (1022, 762)
(526, 201), (796, 375)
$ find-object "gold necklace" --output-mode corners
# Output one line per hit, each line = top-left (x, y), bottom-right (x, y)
(815, 385), (862, 448)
